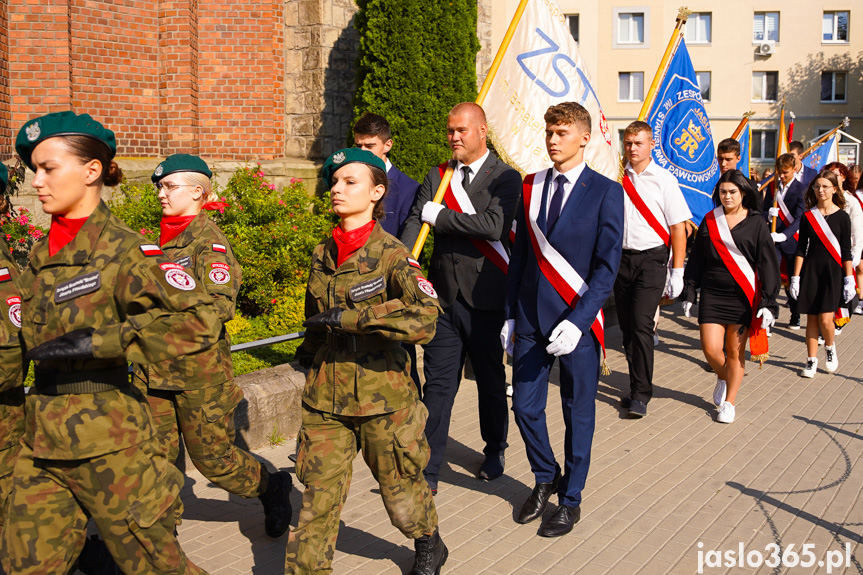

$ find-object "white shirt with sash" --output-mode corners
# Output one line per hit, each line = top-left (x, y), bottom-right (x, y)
(622, 160), (691, 251)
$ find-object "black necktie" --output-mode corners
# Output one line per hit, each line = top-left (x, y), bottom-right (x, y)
(546, 174), (567, 233)
(461, 166), (471, 190)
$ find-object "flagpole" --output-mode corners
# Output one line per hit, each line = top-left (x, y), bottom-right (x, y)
(637, 6), (691, 121)
(410, 0), (531, 258)
(730, 111), (754, 140)
(771, 100), (787, 232)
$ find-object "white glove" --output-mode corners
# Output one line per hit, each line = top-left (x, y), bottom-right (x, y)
(844, 276), (856, 303)
(666, 268), (684, 299)
(768, 207), (780, 219)
(545, 320), (581, 357)
(771, 232), (787, 243)
(789, 276), (800, 300)
(421, 202), (445, 225)
(500, 319), (515, 356)
(756, 307), (775, 330)
(682, 301), (693, 318)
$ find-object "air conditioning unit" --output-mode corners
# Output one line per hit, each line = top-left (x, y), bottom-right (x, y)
(757, 43), (775, 55)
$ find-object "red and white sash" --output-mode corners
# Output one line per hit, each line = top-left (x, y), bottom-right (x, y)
(523, 170), (605, 356)
(439, 163), (509, 273)
(622, 173), (670, 247)
(705, 208), (757, 304)
(774, 185), (799, 241)
(804, 208), (850, 319)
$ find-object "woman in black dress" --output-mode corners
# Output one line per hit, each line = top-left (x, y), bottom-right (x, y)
(790, 171), (856, 377)
(681, 170), (779, 423)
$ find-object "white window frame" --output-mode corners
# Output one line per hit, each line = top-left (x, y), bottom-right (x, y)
(822, 11), (849, 43)
(686, 12), (712, 45)
(566, 14), (579, 44)
(613, 7), (650, 49)
(696, 71), (711, 102)
(752, 129), (778, 160)
(821, 71), (848, 103)
(752, 71), (778, 103)
(618, 72), (644, 102)
(753, 12), (780, 43)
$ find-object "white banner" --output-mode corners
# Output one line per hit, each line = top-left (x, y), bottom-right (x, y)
(484, 0), (620, 180)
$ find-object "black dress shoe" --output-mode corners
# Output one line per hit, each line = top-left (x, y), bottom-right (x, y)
(628, 399), (647, 418)
(539, 504), (581, 537)
(478, 454), (505, 480)
(516, 474), (560, 524)
(620, 396), (632, 409)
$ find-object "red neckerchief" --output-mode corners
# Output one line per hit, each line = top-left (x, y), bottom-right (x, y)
(159, 215), (196, 247)
(49, 215), (88, 256)
(333, 220), (376, 267)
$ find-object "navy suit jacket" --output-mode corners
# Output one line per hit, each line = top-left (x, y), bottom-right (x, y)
(506, 165), (624, 337)
(799, 165), (818, 189)
(380, 165), (420, 238)
(764, 178), (806, 255)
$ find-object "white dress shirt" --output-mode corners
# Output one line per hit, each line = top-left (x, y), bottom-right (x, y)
(546, 161), (587, 217)
(385, 158), (393, 174)
(843, 191), (863, 258)
(622, 159), (692, 250)
(456, 150), (490, 188)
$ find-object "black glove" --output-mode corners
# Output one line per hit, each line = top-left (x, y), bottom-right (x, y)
(303, 307), (344, 331)
(26, 328), (96, 361)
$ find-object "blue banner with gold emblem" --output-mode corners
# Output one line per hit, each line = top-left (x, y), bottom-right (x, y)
(647, 39), (718, 222)
(737, 124), (751, 179)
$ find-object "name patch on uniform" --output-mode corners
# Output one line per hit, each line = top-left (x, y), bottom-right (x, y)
(212, 243), (227, 253)
(55, 271), (101, 303)
(416, 278), (437, 299)
(6, 296), (20, 328)
(349, 276), (386, 302)
(174, 255), (192, 268)
(140, 244), (163, 257)
(0, 268), (11, 283)
(407, 257), (422, 269)
(209, 262), (231, 285)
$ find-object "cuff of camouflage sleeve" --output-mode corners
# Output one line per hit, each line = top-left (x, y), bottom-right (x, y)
(339, 309), (361, 333)
(92, 324), (124, 359)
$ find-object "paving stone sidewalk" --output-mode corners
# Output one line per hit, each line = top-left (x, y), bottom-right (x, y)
(177, 301), (863, 574)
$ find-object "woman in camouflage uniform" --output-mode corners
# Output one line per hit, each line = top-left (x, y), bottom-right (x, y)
(140, 154), (292, 538)
(0, 111), (219, 574)
(285, 148), (447, 575)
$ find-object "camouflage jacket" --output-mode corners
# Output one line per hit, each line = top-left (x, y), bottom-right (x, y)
(0, 239), (25, 454)
(19, 202), (222, 460)
(297, 223), (440, 416)
(135, 212), (240, 391)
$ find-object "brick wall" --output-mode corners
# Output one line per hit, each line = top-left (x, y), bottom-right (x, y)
(0, 0), (9, 157)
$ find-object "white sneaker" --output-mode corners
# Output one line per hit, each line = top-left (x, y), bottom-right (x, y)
(835, 325), (843, 335)
(802, 357), (818, 378)
(825, 345), (838, 373)
(712, 377), (727, 407)
(855, 302), (863, 315)
(505, 383), (513, 397)
(716, 401), (735, 423)
(818, 336), (824, 346)
(653, 332), (660, 346)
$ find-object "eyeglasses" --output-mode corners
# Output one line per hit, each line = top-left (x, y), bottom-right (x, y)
(814, 184), (835, 190)
(155, 182), (195, 192)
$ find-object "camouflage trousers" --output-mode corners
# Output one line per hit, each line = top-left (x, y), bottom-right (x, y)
(285, 402), (438, 575)
(0, 437), (207, 575)
(147, 380), (263, 498)
(0, 441), (21, 534)
(0, 386), (24, 536)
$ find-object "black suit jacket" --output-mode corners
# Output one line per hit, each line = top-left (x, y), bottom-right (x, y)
(400, 152), (522, 310)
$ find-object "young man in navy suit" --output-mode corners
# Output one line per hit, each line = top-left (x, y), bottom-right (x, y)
(789, 140), (818, 189)
(766, 153), (807, 328)
(501, 102), (623, 537)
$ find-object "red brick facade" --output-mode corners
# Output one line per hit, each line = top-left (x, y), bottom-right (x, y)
(0, 0), (285, 160)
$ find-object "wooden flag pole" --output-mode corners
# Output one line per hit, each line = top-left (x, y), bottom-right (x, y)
(770, 101), (787, 233)
(637, 6), (691, 122)
(730, 111), (754, 140)
(410, 0), (531, 258)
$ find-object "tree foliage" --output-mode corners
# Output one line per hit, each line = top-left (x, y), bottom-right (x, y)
(351, 0), (481, 183)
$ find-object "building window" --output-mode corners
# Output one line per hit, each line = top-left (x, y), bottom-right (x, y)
(696, 72), (711, 101)
(752, 71), (778, 102)
(619, 72), (644, 102)
(821, 71), (847, 102)
(823, 11), (849, 42)
(686, 13), (711, 44)
(753, 12), (779, 43)
(752, 130), (778, 160)
(619, 12), (644, 43)
(566, 14), (579, 43)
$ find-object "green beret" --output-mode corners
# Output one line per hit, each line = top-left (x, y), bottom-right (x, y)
(152, 154), (213, 183)
(321, 148), (386, 189)
(0, 164), (7, 194)
(16, 111), (116, 171)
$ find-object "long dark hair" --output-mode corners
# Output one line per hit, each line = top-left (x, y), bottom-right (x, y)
(804, 170), (845, 209)
(713, 169), (762, 213)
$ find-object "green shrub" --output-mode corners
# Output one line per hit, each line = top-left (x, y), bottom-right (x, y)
(351, 0), (481, 183)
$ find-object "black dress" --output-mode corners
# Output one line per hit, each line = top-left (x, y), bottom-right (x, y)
(682, 210), (780, 325)
(796, 209), (852, 314)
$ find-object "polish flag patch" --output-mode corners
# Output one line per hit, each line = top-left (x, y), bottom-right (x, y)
(140, 244), (163, 257)
(407, 257), (422, 269)
(212, 243), (227, 253)
(0, 268), (10, 283)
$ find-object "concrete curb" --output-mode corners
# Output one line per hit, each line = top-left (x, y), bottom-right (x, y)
(234, 362), (306, 452)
